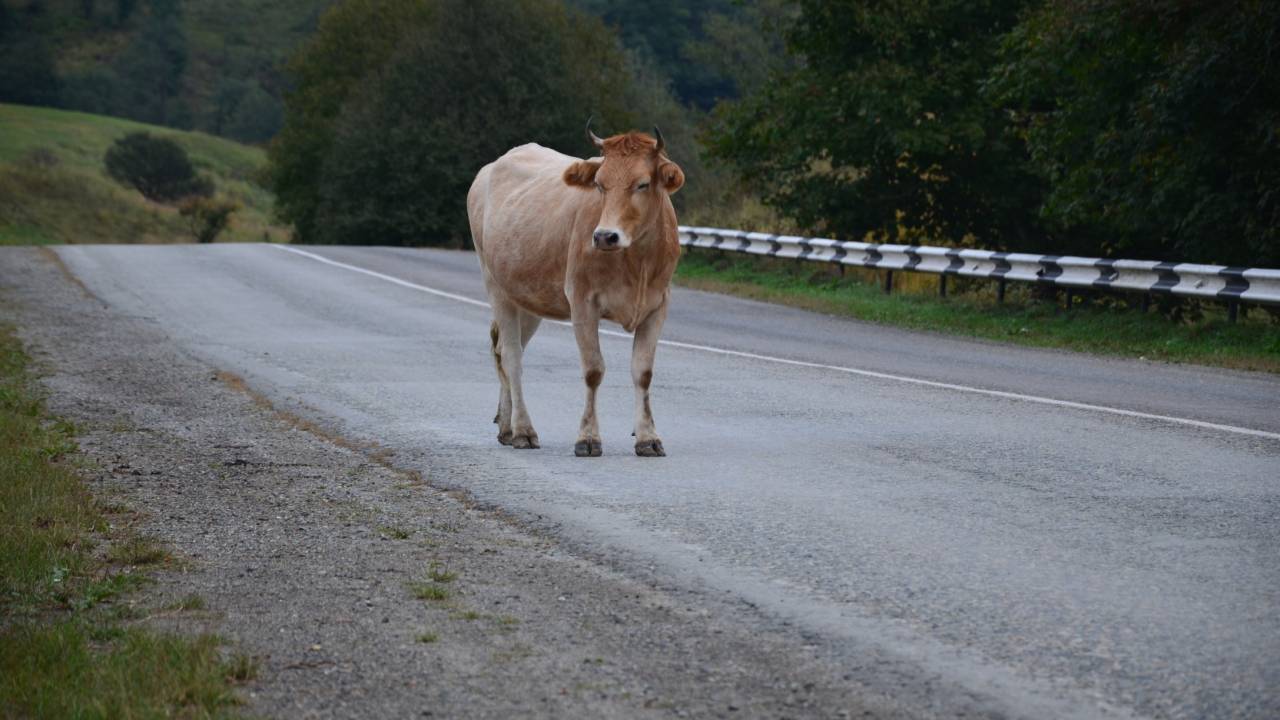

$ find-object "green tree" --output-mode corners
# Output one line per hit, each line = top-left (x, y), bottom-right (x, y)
(270, 0), (700, 246)
(266, 0), (435, 243)
(0, 3), (60, 107)
(112, 1), (190, 127)
(707, 0), (1044, 249)
(569, 0), (742, 109)
(989, 0), (1280, 266)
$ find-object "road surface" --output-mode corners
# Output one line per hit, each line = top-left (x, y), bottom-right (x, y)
(47, 244), (1280, 719)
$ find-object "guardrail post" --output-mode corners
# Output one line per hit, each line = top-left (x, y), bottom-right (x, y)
(939, 275), (947, 298)
(883, 270), (893, 294)
(1140, 293), (1150, 313)
(1065, 288), (1074, 310)
(1228, 300), (1239, 323)
(996, 278), (1006, 304)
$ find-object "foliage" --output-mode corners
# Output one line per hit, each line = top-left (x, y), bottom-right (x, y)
(0, 3), (60, 107)
(111, 0), (191, 128)
(178, 195), (238, 243)
(682, 0), (797, 99)
(266, 0), (436, 244)
(271, 0), (702, 246)
(988, 0), (1280, 267)
(708, 0), (1044, 249)
(104, 131), (212, 202)
(0, 0), (328, 143)
(568, 0), (742, 109)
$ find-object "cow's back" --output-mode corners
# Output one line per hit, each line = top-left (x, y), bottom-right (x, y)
(469, 144), (597, 319)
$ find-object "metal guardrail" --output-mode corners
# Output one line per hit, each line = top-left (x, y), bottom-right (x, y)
(679, 226), (1280, 314)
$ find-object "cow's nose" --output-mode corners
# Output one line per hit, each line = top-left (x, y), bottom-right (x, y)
(593, 230), (620, 248)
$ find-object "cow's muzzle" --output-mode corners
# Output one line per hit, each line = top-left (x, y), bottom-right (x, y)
(592, 229), (624, 250)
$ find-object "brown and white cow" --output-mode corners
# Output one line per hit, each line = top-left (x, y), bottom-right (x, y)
(467, 125), (684, 457)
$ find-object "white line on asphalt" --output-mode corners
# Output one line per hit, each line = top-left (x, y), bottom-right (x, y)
(272, 244), (1280, 442)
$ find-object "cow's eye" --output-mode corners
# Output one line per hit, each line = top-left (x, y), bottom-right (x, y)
(636, 182), (650, 192)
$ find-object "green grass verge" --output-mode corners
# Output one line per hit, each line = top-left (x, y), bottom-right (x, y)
(0, 324), (253, 717)
(675, 250), (1280, 373)
(0, 103), (289, 245)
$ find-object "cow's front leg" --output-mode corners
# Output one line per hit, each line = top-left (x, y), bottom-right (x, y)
(632, 300), (668, 457)
(572, 307), (604, 457)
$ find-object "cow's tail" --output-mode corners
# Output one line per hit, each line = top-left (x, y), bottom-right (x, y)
(490, 320), (503, 424)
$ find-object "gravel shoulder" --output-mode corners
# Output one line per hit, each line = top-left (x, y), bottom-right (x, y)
(0, 246), (907, 719)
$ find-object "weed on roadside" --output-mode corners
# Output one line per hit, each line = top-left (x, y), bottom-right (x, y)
(0, 324), (251, 716)
(407, 582), (450, 602)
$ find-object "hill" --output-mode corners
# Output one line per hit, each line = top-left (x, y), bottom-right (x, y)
(0, 103), (287, 244)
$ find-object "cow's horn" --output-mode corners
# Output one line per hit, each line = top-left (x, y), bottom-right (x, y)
(586, 116), (605, 149)
(653, 125), (665, 153)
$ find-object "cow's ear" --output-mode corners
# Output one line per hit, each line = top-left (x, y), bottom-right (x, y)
(658, 160), (684, 194)
(563, 160), (601, 188)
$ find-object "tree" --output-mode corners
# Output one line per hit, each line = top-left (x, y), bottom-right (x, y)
(104, 132), (212, 202)
(708, 0), (1046, 249)
(989, 0), (1280, 266)
(266, 0), (436, 243)
(112, 2), (190, 127)
(0, 3), (60, 106)
(270, 0), (699, 246)
(569, 0), (744, 109)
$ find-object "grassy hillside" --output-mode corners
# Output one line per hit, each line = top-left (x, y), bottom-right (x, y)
(0, 103), (288, 244)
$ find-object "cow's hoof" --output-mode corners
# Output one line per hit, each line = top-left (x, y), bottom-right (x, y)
(634, 439), (665, 457)
(574, 439), (602, 457)
(511, 434), (540, 449)
(497, 430), (513, 446)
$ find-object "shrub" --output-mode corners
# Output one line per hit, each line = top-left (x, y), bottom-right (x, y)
(177, 197), (238, 243)
(104, 132), (213, 203)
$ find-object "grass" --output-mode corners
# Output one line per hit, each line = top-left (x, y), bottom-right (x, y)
(380, 525), (413, 540)
(675, 250), (1280, 373)
(427, 563), (457, 584)
(0, 324), (251, 717)
(105, 535), (173, 567)
(416, 631), (439, 644)
(165, 594), (209, 612)
(407, 582), (451, 602)
(0, 103), (289, 245)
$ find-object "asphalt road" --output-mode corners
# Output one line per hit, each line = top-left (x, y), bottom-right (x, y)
(52, 244), (1280, 719)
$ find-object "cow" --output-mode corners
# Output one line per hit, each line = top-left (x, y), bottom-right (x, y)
(467, 123), (684, 457)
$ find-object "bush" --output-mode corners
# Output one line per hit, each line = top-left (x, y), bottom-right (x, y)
(103, 132), (213, 203)
(177, 197), (238, 243)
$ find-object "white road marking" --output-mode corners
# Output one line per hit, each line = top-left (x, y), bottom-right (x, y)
(272, 244), (1280, 442)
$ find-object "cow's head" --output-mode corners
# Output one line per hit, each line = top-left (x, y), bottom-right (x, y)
(563, 121), (684, 251)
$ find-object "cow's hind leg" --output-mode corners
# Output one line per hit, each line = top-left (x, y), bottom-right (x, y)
(493, 300), (539, 449)
(490, 320), (513, 443)
(631, 301), (668, 457)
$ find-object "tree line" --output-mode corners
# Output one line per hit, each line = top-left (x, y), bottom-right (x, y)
(5, 0), (1274, 266)
(708, 0), (1280, 267)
